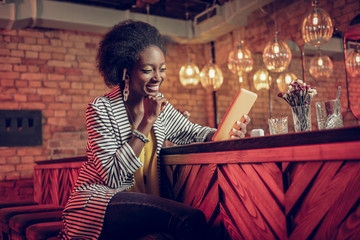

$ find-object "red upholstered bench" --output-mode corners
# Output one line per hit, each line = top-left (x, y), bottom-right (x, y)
(0, 204), (63, 240)
(9, 210), (63, 240)
(26, 221), (63, 240)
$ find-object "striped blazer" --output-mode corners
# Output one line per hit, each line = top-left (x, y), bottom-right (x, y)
(60, 85), (215, 239)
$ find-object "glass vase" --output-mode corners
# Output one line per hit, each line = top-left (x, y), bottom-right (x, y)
(291, 105), (312, 132)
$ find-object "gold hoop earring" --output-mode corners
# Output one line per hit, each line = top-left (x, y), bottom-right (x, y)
(123, 68), (129, 101)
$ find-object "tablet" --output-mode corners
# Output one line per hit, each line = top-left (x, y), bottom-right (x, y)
(212, 88), (257, 141)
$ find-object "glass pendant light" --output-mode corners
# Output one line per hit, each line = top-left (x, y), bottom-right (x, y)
(302, 0), (333, 47)
(200, 60), (223, 91)
(346, 44), (360, 77)
(263, 31), (292, 73)
(276, 72), (297, 92)
(309, 49), (333, 80)
(179, 59), (200, 88)
(253, 68), (271, 90)
(228, 30), (253, 81)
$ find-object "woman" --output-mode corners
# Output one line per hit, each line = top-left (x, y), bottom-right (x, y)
(60, 20), (250, 240)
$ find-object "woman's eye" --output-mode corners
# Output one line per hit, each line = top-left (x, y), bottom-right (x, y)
(142, 68), (153, 73)
(160, 67), (166, 72)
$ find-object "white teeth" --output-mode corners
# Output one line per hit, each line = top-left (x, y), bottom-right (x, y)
(147, 85), (159, 91)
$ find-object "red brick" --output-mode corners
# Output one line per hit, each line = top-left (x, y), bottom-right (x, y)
(25, 51), (39, 59)
(0, 56), (21, 64)
(13, 65), (27, 72)
(15, 80), (28, 87)
(5, 172), (20, 181)
(10, 36), (24, 43)
(16, 163), (35, 171)
(18, 43), (42, 52)
(0, 79), (15, 87)
(43, 81), (58, 88)
(24, 37), (36, 44)
(21, 156), (35, 163)
(48, 103), (71, 110)
(21, 59), (47, 65)
(28, 65), (40, 73)
(0, 49), (10, 55)
(17, 147), (43, 156)
(48, 60), (72, 68)
(52, 53), (65, 60)
(28, 80), (42, 88)
(39, 52), (51, 60)
(18, 29), (44, 38)
(1, 71), (20, 79)
(21, 73), (46, 80)
(43, 46), (66, 53)
(48, 74), (65, 81)
(0, 64), (12, 71)
(19, 102), (45, 109)
(0, 164), (16, 172)
(28, 94), (41, 101)
(37, 38), (50, 45)
(41, 95), (55, 103)
(14, 94), (27, 102)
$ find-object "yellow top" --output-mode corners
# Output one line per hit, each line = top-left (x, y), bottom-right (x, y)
(126, 128), (160, 196)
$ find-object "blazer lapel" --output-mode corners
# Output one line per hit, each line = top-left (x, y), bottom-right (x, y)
(107, 86), (132, 145)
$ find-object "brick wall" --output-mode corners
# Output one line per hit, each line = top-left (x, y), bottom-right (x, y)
(0, 0), (359, 201)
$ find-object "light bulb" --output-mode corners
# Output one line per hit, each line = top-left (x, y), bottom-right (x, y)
(312, 14), (319, 25)
(209, 68), (215, 78)
(318, 58), (323, 66)
(186, 67), (194, 75)
(273, 43), (280, 54)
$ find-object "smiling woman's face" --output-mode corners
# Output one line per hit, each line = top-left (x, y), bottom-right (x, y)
(129, 46), (166, 98)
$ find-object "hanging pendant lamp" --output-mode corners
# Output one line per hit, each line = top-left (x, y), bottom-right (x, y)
(302, 0), (333, 47)
(263, 31), (292, 73)
(253, 68), (271, 90)
(200, 42), (223, 91)
(276, 72), (297, 92)
(309, 49), (333, 80)
(346, 44), (360, 77)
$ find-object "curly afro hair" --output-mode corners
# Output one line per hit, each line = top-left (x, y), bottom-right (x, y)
(97, 20), (170, 88)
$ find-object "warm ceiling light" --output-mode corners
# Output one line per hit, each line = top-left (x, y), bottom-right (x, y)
(200, 61), (223, 91)
(179, 62), (200, 88)
(262, 32), (292, 73)
(253, 68), (271, 90)
(346, 46), (360, 77)
(228, 40), (253, 75)
(302, 0), (333, 47)
(309, 51), (333, 80)
(276, 72), (297, 92)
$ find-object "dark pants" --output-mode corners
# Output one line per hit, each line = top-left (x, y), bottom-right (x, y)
(98, 192), (208, 240)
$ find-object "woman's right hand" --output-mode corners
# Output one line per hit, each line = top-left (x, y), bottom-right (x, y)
(143, 96), (167, 124)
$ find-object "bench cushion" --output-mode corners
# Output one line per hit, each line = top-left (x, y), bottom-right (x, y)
(0, 204), (63, 233)
(9, 210), (63, 234)
(26, 221), (63, 240)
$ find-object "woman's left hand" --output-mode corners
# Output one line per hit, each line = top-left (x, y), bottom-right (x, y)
(231, 114), (251, 139)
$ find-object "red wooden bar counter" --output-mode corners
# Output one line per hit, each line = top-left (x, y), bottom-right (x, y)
(160, 126), (360, 240)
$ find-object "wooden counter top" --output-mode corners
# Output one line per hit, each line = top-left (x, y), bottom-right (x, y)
(161, 126), (360, 156)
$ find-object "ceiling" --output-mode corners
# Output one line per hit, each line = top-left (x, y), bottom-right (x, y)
(53, 0), (230, 21)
